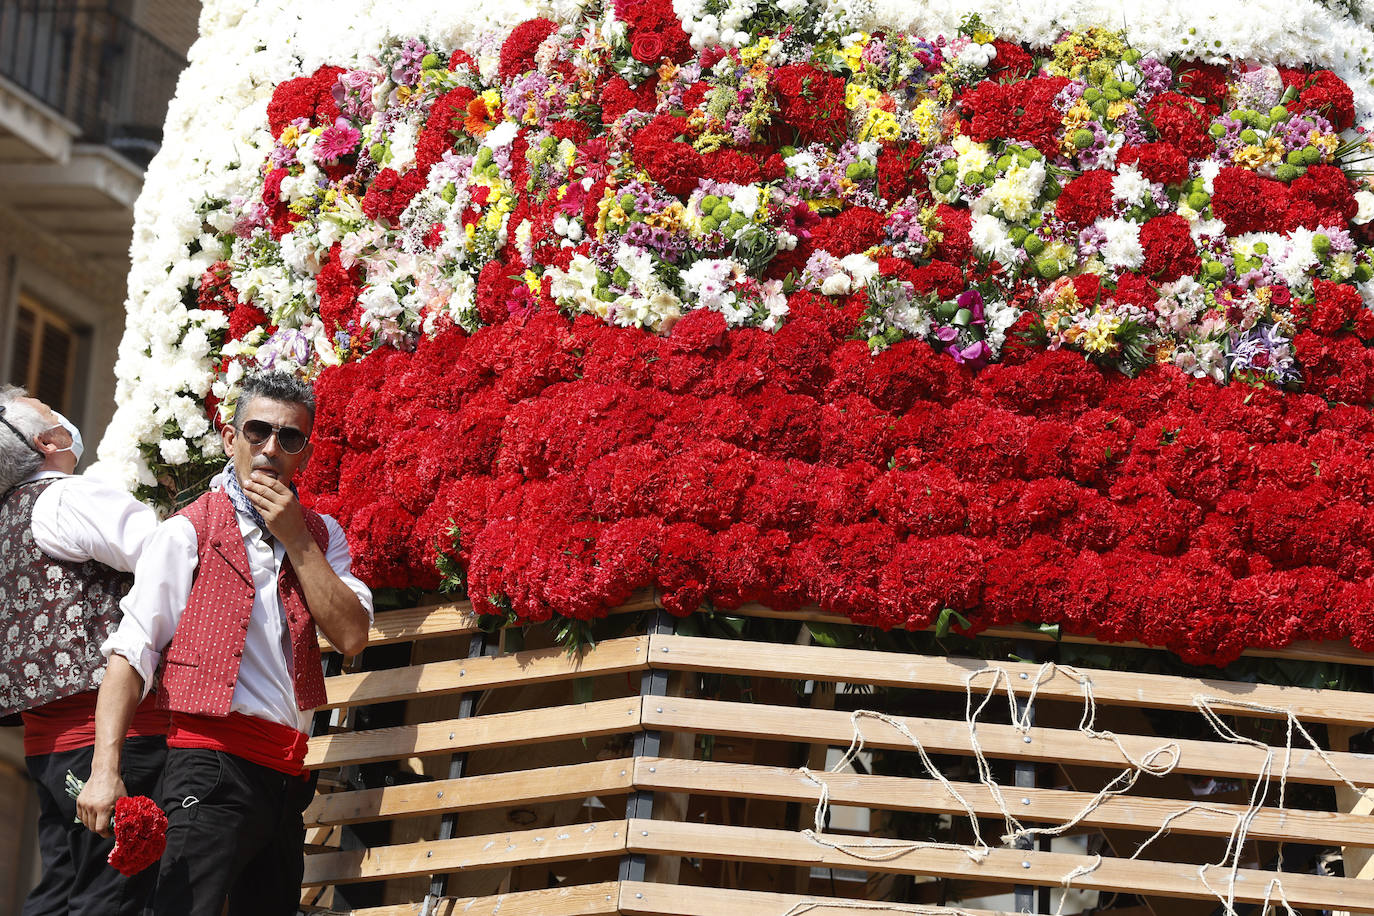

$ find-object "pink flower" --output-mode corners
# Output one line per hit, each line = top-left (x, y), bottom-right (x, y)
(316, 118), (361, 162)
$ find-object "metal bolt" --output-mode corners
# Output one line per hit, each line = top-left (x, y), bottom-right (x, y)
(437, 791), (444, 798)
(1023, 735), (1032, 744)
(427, 851), (433, 858)
(449, 732), (455, 740)
(1021, 797), (1030, 806)
(649, 767), (656, 773)
(1019, 672), (1028, 680)
(636, 894), (644, 899)
(656, 707), (663, 713)
(641, 831), (649, 836)
(662, 647), (670, 653)
(1022, 860), (1031, 869)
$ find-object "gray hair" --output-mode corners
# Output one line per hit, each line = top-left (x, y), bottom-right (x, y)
(234, 371), (316, 429)
(0, 385), (45, 492)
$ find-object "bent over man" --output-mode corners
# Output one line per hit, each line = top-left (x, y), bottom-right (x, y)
(78, 370), (372, 916)
(0, 385), (166, 916)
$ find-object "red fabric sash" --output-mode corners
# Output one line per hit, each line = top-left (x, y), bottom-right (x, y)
(167, 711), (308, 775)
(22, 690), (168, 757)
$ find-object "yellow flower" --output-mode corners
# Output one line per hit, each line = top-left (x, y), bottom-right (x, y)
(1081, 316), (1121, 353)
(524, 269), (540, 293)
(396, 86), (413, 105)
(280, 125), (299, 146)
(861, 110), (901, 141)
(1232, 145), (1269, 169)
(1106, 100), (1134, 121)
(912, 99), (941, 145)
(972, 29), (994, 44)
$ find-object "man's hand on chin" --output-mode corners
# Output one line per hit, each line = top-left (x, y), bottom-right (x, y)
(244, 469), (309, 547)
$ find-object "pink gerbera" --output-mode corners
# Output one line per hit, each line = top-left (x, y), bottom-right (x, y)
(316, 118), (361, 162)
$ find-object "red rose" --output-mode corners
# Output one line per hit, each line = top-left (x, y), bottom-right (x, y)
(107, 795), (168, 877)
(630, 31), (667, 63)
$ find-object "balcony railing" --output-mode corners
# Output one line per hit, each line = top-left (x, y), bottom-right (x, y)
(0, 1), (186, 167)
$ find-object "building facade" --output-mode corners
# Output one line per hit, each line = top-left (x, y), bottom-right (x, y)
(0, 1), (197, 910)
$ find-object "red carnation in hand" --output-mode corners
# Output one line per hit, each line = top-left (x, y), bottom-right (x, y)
(1054, 170), (1116, 226)
(106, 795), (168, 877)
(1117, 142), (1189, 187)
(499, 18), (558, 81)
(1139, 214), (1200, 282)
(1145, 91), (1215, 159)
(266, 65), (344, 137)
(772, 63), (847, 146)
(1211, 166), (1290, 235)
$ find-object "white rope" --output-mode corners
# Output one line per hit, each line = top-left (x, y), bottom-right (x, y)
(792, 666), (1371, 916)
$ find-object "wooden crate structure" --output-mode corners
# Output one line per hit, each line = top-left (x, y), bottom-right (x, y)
(299, 592), (1374, 916)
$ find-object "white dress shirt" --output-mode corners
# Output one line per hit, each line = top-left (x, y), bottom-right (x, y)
(28, 470), (158, 573)
(103, 496), (373, 733)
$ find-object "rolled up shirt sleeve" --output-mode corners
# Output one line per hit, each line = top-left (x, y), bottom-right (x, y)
(31, 476), (160, 572)
(101, 515), (200, 697)
(322, 514), (374, 631)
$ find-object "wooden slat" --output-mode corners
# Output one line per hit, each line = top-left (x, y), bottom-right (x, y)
(648, 634), (1374, 726)
(326, 590), (661, 651)
(619, 881), (1013, 916)
(729, 602), (1374, 667)
(339, 881), (622, 916)
(321, 603), (481, 650)
(302, 819), (628, 886)
(642, 697), (1374, 787)
(323, 636), (650, 710)
(305, 697), (641, 769)
(305, 759), (634, 827)
(626, 819), (1374, 912)
(632, 757), (1374, 847)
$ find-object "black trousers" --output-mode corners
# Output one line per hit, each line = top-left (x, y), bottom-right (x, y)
(152, 748), (317, 916)
(23, 735), (168, 916)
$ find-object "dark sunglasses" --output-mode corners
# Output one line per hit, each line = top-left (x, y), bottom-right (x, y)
(239, 419), (309, 454)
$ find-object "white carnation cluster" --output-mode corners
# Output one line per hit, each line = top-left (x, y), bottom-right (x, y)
(95, 0), (1374, 493)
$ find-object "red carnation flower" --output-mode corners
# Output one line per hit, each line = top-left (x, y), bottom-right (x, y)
(988, 39), (1034, 80)
(1295, 69), (1355, 131)
(1054, 170), (1116, 226)
(499, 18), (558, 81)
(1211, 166), (1290, 235)
(1139, 214), (1201, 282)
(1116, 142), (1189, 186)
(1301, 279), (1364, 334)
(772, 63), (847, 146)
(360, 168), (426, 225)
(1145, 91), (1215, 159)
(266, 65), (344, 137)
(106, 795), (168, 877)
(318, 245), (362, 337)
(1285, 164), (1357, 230)
(1175, 62), (1230, 105)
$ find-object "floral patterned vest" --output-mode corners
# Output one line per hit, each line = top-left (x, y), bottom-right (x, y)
(0, 479), (131, 718)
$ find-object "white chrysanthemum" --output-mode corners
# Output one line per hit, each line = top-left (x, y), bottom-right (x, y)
(1111, 164), (1151, 208)
(1096, 217), (1144, 270)
(970, 213), (1019, 264)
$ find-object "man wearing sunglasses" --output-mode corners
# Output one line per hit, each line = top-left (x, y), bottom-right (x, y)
(77, 370), (372, 916)
(0, 386), (166, 916)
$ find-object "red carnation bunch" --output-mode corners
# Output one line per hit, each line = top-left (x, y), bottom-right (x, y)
(632, 115), (705, 196)
(107, 796), (169, 877)
(1175, 62), (1231, 105)
(416, 87), (477, 174)
(1300, 279), (1363, 334)
(1285, 164), (1357, 231)
(1210, 166), (1289, 235)
(772, 63), (848, 146)
(1116, 142), (1189, 186)
(360, 168), (426, 225)
(1054, 170), (1116, 226)
(1294, 69), (1356, 131)
(1145, 91), (1216, 158)
(808, 206), (887, 257)
(1139, 214), (1200, 282)
(499, 18), (559, 81)
(961, 77), (1069, 156)
(318, 245), (362, 337)
(988, 39), (1034, 80)
(601, 76), (660, 124)
(266, 65), (344, 138)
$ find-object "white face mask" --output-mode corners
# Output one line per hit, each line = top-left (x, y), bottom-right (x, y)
(48, 412), (84, 463)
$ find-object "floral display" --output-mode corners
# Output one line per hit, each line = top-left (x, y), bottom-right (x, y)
(102, 0), (1374, 665)
(65, 772), (169, 876)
